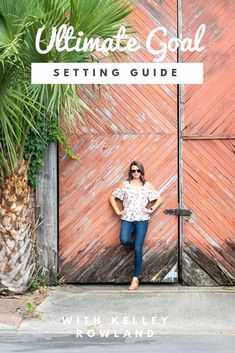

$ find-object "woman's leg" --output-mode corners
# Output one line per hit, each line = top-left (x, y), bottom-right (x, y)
(133, 220), (148, 277)
(120, 220), (135, 247)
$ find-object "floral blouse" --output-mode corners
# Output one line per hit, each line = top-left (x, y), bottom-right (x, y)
(112, 181), (160, 222)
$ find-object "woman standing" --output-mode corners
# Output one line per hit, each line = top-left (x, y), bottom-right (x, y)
(109, 161), (162, 290)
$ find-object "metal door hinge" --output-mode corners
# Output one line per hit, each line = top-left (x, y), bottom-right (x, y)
(163, 209), (192, 217)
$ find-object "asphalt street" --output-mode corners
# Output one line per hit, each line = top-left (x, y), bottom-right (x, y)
(0, 333), (235, 353)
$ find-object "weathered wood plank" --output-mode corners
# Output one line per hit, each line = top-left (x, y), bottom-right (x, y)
(36, 143), (58, 282)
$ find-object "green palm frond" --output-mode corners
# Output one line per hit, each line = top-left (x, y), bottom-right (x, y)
(0, 62), (47, 172)
(0, 0), (133, 178)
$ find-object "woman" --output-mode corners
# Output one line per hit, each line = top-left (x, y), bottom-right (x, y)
(109, 161), (162, 291)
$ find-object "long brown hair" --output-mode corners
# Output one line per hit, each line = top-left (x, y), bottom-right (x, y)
(128, 161), (146, 185)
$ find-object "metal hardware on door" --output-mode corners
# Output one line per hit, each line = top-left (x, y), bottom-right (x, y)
(163, 208), (192, 221)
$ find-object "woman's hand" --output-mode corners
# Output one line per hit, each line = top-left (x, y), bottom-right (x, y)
(143, 207), (154, 214)
(116, 210), (125, 216)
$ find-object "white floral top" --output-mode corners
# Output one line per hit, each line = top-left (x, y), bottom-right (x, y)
(112, 181), (160, 222)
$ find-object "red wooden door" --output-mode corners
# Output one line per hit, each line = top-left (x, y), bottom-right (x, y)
(181, 0), (235, 285)
(59, 1), (179, 283)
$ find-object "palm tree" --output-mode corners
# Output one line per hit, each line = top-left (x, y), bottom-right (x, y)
(0, 0), (132, 294)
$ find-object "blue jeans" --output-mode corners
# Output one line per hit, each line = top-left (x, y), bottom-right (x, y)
(120, 220), (148, 277)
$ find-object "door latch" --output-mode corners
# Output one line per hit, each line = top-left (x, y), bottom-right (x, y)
(163, 208), (192, 221)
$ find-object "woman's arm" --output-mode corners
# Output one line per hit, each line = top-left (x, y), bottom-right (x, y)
(109, 181), (125, 216)
(145, 182), (162, 213)
(149, 196), (162, 212)
(109, 195), (123, 215)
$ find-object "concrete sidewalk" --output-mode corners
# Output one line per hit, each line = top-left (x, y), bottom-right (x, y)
(1, 285), (234, 336)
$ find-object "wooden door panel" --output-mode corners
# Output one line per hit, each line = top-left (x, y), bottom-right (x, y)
(59, 0), (178, 283)
(181, 0), (235, 285)
(59, 134), (178, 282)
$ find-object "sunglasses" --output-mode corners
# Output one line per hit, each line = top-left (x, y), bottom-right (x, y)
(131, 169), (141, 173)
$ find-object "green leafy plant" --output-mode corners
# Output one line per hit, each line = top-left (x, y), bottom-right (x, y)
(27, 274), (49, 292)
(26, 300), (34, 313)
(24, 116), (79, 188)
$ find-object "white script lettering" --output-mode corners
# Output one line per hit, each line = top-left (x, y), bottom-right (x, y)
(35, 24), (206, 61)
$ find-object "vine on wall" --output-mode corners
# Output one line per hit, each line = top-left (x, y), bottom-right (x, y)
(24, 117), (78, 188)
